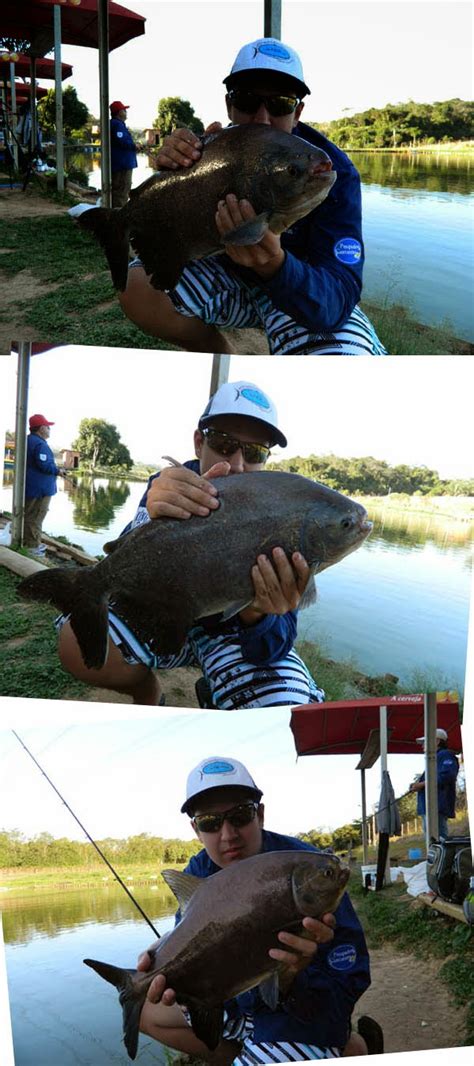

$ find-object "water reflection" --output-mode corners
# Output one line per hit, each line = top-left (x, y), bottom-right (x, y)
(63, 476), (131, 532)
(350, 151), (472, 195)
(2, 883), (174, 945)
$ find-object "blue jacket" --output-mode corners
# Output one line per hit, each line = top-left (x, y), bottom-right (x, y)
(120, 461), (298, 666)
(110, 117), (137, 173)
(227, 121), (364, 333)
(181, 830), (370, 1050)
(25, 433), (60, 499)
(416, 748), (459, 818)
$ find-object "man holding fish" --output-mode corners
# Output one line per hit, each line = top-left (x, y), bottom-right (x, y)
(118, 38), (387, 356)
(132, 756), (382, 1060)
(56, 381), (328, 708)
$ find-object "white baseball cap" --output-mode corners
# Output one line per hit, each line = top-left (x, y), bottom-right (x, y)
(198, 381), (287, 448)
(224, 38), (310, 97)
(416, 728), (448, 744)
(181, 756), (263, 814)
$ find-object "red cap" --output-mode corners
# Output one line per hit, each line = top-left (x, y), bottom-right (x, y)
(110, 100), (129, 114)
(29, 414), (54, 430)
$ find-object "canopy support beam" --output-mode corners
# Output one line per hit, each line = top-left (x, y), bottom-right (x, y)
(11, 345), (31, 548)
(264, 0), (282, 38)
(424, 692), (439, 844)
(54, 4), (64, 192)
(98, 0), (112, 207)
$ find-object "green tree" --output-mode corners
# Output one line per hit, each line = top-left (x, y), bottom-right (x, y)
(37, 85), (90, 138)
(154, 97), (204, 137)
(72, 418), (133, 471)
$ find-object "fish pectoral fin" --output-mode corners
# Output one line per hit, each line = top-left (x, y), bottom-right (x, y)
(187, 1004), (224, 1051)
(161, 869), (202, 911)
(222, 213), (270, 246)
(84, 959), (143, 1061)
(258, 973), (280, 1011)
(298, 575), (317, 610)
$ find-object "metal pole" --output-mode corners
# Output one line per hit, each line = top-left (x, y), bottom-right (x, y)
(30, 57), (37, 156)
(9, 62), (19, 171)
(54, 4), (64, 193)
(380, 705), (391, 882)
(264, 0), (282, 38)
(11, 344), (31, 548)
(209, 355), (231, 397)
(424, 692), (439, 844)
(98, 0), (112, 207)
(361, 769), (368, 865)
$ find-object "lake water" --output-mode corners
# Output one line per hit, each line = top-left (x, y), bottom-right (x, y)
(66, 148), (474, 341)
(2, 884), (176, 1065)
(1, 474), (471, 691)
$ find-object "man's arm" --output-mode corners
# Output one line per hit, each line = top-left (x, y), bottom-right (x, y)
(30, 439), (60, 476)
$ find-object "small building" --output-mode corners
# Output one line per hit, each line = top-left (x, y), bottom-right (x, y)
(143, 127), (160, 147)
(4, 439), (15, 468)
(61, 448), (80, 470)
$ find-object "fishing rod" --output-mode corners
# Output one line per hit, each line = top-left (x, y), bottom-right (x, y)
(12, 730), (161, 939)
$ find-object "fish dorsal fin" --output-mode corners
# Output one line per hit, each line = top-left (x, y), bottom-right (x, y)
(161, 869), (202, 912)
(258, 972), (280, 1010)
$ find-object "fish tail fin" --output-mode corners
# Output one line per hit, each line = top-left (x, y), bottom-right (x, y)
(78, 207), (130, 291)
(18, 567), (109, 671)
(84, 959), (144, 1061)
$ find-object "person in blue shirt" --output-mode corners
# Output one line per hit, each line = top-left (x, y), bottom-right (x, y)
(58, 381), (325, 709)
(119, 39), (387, 356)
(137, 756), (382, 1060)
(24, 413), (65, 556)
(409, 728), (460, 838)
(110, 100), (138, 208)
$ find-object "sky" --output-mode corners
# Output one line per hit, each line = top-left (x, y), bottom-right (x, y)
(1, 350), (474, 478)
(36, 0), (473, 130)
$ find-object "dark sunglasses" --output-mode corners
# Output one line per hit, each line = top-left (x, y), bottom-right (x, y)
(193, 801), (259, 834)
(202, 428), (270, 465)
(227, 88), (300, 117)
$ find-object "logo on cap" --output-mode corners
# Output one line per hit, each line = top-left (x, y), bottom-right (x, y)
(334, 238), (362, 264)
(256, 42), (292, 63)
(239, 387), (271, 410)
(202, 760), (236, 776)
(327, 944), (357, 971)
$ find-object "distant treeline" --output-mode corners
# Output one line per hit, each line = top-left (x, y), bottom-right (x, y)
(268, 454), (474, 497)
(310, 98), (474, 149)
(0, 830), (201, 869)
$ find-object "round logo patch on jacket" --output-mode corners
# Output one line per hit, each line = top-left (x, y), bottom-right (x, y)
(334, 237), (362, 264)
(327, 944), (357, 971)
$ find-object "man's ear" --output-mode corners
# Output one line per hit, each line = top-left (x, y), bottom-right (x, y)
(293, 100), (304, 128)
(194, 429), (203, 458)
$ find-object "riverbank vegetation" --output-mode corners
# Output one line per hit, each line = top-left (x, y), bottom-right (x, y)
(312, 99), (474, 150)
(268, 454), (474, 498)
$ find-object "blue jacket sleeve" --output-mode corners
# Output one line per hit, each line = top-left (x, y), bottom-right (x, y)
(262, 162), (363, 332)
(437, 750), (459, 784)
(110, 119), (135, 151)
(237, 611), (297, 665)
(30, 439), (59, 476)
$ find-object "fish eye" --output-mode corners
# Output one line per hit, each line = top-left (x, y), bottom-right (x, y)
(340, 516), (355, 530)
(287, 165), (300, 177)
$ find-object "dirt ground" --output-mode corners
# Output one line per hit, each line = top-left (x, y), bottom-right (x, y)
(0, 187), (269, 354)
(352, 944), (468, 1055)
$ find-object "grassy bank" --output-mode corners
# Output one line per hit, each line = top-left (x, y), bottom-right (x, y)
(0, 863), (180, 897)
(356, 494), (474, 523)
(349, 875), (474, 1045)
(0, 209), (471, 354)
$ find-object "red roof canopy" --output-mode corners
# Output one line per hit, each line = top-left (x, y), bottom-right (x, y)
(290, 695), (463, 757)
(0, 55), (73, 80)
(0, 1), (145, 55)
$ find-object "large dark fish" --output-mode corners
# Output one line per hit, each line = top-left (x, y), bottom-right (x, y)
(78, 124), (336, 291)
(84, 849), (350, 1059)
(18, 471), (372, 670)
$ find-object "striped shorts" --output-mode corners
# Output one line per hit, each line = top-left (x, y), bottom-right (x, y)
(234, 1041), (340, 1063)
(107, 610), (325, 710)
(221, 1010), (340, 1063)
(129, 254), (387, 355)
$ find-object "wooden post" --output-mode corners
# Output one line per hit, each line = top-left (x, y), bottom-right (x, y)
(54, 4), (64, 193)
